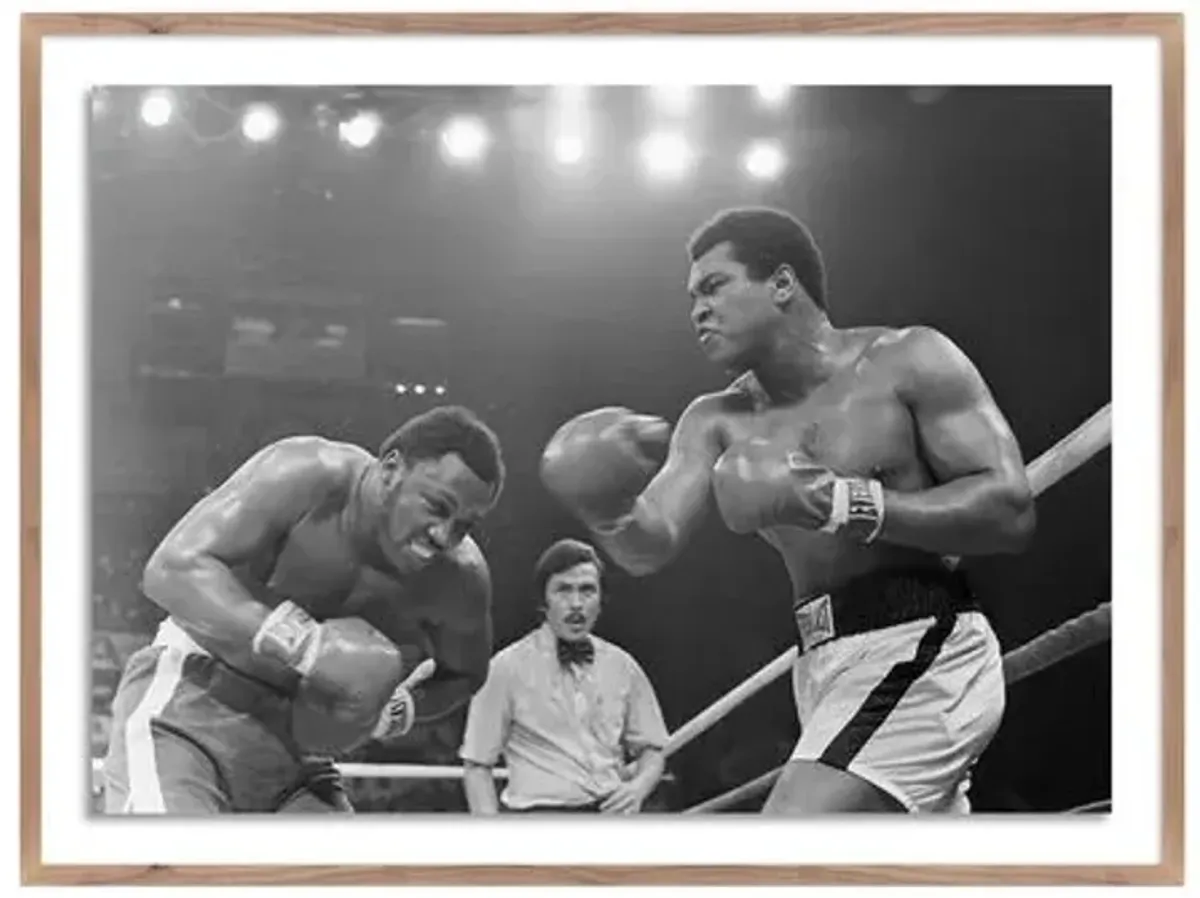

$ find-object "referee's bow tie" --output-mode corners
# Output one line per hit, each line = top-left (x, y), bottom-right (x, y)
(557, 638), (595, 667)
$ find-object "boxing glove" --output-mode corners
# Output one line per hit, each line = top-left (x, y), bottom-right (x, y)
(540, 407), (671, 529)
(253, 603), (406, 753)
(712, 441), (886, 542)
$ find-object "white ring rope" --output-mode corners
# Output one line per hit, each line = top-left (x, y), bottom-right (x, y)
(89, 759), (505, 784)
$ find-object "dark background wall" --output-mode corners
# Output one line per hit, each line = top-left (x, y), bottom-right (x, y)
(89, 85), (1111, 812)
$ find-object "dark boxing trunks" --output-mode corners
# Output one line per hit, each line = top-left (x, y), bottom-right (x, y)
(99, 620), (351, 814)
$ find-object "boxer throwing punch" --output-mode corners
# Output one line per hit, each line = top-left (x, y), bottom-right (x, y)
(101, 406), (504, 814)
(542, 207), (1035, 814)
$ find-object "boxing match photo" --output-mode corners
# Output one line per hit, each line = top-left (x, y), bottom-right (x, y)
(24, 13), (1182, 887)
(85, 81), (1113, 819)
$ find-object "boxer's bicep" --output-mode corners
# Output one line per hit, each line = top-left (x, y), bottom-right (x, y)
(900, 328), (1027, 489)
(639, 396), (724, 546)
(142, 440), (334, 658)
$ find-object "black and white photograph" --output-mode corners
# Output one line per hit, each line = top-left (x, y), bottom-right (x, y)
(85, 82), (1114, 819)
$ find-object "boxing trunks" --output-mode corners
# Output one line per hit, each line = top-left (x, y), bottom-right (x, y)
(99, 618), (351, 814)
(789, 566), (1005, 813)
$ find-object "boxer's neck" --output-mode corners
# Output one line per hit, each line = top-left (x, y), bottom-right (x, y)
(751, 316), (847, 405)
(342, 462), (388, 565)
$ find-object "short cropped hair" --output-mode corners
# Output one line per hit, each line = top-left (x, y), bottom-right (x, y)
(534, 538), (604, 603)
(379, 405), (505, 494)
(687, 206), (828, 313)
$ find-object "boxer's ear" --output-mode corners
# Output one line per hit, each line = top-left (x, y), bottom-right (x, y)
(770, 264), (799, 308)
(379, 450), (407, 487)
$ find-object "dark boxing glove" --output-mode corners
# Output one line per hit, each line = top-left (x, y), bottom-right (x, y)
(252, 602), (405, 754)
(540, 407), (670, 532)
(712, 441), (885, 542)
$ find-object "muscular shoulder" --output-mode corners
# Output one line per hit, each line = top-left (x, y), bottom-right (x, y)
(865, 326), (984, 401)
(658, 391), (737, 459)
(253, 436), (369, 496)
(677, 388), (751, 435)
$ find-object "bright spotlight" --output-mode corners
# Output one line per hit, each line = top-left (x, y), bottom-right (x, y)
(434, 385), (447, 396)
(139, 91), (174, 128)
(413, 384), (427, 396)
(741, 141), (787, 180)
(241, 103), (281, 143)
(553, 134), (585, 165)
(339, 112), (381, 149)
(640, 132), (694, 179)
(394, 384), (409, 395)
(90, 88), (111, 120)
(440, 116), (490, 163)
(755, 85), (792, 107)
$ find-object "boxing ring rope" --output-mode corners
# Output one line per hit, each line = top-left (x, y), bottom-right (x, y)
(91, 402), (1113, 810)
(678, 402), (1113, 813)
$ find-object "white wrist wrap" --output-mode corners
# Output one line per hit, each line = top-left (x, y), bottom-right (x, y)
(251, 601), (323, 676)
(819, 477), (885, 544)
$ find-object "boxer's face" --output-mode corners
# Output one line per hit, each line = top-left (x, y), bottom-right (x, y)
(378, 451), (496, 573)
(544, 562), (602, 642)
(688, 241), (787, 371)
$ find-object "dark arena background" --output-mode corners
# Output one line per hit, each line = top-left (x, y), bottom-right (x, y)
(89, 85), (1111, 814)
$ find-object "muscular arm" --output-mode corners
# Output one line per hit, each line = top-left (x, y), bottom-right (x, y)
(141, 438), (338, 688)
(360, 540), (494, 726)
(878, 327), (1035, 555)
(595, 396), (724, 576)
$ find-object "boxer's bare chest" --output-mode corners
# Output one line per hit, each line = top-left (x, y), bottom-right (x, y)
(715, 349), (933, 593)
(236, 506), (409, 621)
(719, 372), (917, 483)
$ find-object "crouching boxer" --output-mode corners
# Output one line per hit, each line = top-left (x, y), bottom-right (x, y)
(100, 406), (504, 814)
(541, 207), (1037, 814)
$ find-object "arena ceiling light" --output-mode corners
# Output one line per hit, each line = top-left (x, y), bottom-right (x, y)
(741, 140), (787, 181)
(139, 90), (175, 128)
(552, 133), (586, 166)
(439, 116), (491, 164)
(640, 132), (694, 180)
(240, 103), (282, 143)
(755, 85), (792, 108)
(338, 111), (382, 149)
(548, 86), (591, 169)
(90, 87), (111, 120)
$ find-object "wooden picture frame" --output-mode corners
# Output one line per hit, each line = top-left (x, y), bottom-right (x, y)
(21, 12), (1184, 886)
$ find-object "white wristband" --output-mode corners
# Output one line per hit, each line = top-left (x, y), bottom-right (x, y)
(819, 479), (851, 534)
(251, 601), (323, 676)
(819, 477), (885, 544)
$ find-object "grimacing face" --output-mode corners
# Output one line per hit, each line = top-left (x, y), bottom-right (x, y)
(378, 452), (495, 574)
(543, 561), (602, 642)
(687, 240), (789, 371)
